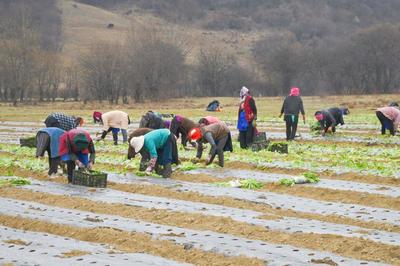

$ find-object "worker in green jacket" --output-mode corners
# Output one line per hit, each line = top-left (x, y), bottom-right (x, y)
(129, 129), (178, 178)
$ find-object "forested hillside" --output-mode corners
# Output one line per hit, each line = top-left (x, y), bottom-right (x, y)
(0, 0), (400, 104)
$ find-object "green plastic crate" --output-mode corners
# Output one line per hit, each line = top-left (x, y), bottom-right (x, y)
(19, 136), (36, 148)
(72, 169), (107, 188)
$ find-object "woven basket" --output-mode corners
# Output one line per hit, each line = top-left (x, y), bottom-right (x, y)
(72, 169), (107, 188)
(251, 132), (269, 152)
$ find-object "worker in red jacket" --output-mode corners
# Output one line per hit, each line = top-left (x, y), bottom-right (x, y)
(59, 128), (96, 183)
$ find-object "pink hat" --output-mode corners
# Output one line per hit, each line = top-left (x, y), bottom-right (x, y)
(93, 111), (102, 123)
(315, 113), (324, 121)
(290, 87), (300, 96)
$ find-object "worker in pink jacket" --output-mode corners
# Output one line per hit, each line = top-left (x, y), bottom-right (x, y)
(376, 106), (400, 136)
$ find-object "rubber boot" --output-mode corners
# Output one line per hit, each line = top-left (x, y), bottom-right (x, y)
(217, 150), (224, 167)
(162, 163), (172, 178)
(155, 163), (163, 176)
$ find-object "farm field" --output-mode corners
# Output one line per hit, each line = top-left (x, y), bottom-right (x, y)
(0, 95), (400, 265)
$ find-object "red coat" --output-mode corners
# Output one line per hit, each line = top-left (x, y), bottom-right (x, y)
(59, 128), (93, 156)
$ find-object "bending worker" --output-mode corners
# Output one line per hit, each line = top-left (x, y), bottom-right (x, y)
(129, 129), (179, 178)
(59, 128), (95, 183)
(94, 110), (130, 145)
(36, 127), (65, 177)
(189, 122), (233, 167)
(45, 112), (83, 131)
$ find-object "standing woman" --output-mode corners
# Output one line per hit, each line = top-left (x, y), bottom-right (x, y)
(279, 87), (305, 141)
(238, 86), (257, 149)
(376, 106), (400, 136)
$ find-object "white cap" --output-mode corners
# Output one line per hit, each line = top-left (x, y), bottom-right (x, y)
(129, 136), (145, 153)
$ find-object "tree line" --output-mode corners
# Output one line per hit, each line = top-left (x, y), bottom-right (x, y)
(0, 1), (400, 104)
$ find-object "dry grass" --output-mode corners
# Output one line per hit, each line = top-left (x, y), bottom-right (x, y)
(0, 94), (398, 122)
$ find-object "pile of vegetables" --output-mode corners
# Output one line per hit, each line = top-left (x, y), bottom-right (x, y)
(214, 178), (264, 190)
(0, 177), (31, 187)
(279, 172), (320, 186)
(310, 122), (322, 132)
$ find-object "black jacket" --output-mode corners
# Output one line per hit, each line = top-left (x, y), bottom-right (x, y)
(281, 96), (305, 116)
(328, 107), (345, 126)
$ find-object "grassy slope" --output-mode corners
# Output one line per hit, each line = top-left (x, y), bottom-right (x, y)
(58, 0), (266, 68)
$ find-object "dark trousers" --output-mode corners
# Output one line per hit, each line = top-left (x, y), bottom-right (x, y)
(66, 161), (76, 183)
(36, 132), (60, 175)
(239, 122), (255, 149)
(376, 111), (394, 135)
(48, 156), (60, 175)
(209, 135), (228, 167)
(101, 128), (128, 144)
(284, 115), (298, 140)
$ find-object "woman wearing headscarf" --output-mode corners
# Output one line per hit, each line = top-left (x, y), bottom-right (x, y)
(189, 122), (233, 167)
(376, 106), (400, 136)
(59, 128), (95, 183)
(314, 110), (336, 136)
(93, 110), (130, 145)
(237, 86), (257, 149)
(45, 112), (83, 131)
(36, 127), (65, 176)
(198, 116), (221, 126)
(129, 129), (179, 178)
(127, 127), (153, 171)
(279, 87), (305, 141)
(169, 115), (198, 148)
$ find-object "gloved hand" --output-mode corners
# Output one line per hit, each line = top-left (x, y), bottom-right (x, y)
(76, 160), (85, 168)
(145, 166), (153, 175)
(205, 155), (212, 165)
(87, 162), (93, 170)
(146, 158), (157, 174)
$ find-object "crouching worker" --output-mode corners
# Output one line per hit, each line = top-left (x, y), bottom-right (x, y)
(36, 127), (65, 176)
(59, 128), (95, 183)
(94, 110), (130, 145)
(189, 122), (233, 167)
(314, 110), (337, 136)
(129, 129), (179, 178)
(127, 128), (153, 171)
(376, 106), (400, 136)
(170, 115), (198, 148)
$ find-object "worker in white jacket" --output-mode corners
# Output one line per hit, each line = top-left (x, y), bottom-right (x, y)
(93, 110), (130, 145)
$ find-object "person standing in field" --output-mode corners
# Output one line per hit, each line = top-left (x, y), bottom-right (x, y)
(59, 128), (95, 183)
(189, 122), (233, 167)
(279, 87), (305, 141)
(129, 129), (178, 178)
(237, 86), (257, 149)
(93, 110), (130, 145)
(45, 112), (83, 131)
(36, 127), (65, 177)
(376, 106), (400, 136)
